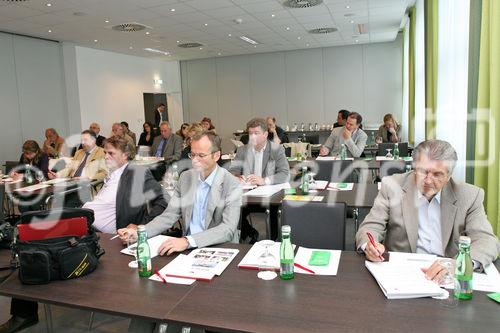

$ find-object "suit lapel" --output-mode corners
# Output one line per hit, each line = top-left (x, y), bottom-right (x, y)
(440, 180), (458, 252)
(401, 175), (419, 252)
(261, 144), (270, 177)
(184, 172), (197, 232)
(245, 145), (254, 174)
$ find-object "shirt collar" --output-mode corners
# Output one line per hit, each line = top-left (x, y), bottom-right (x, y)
(252, 141), (267, 154)
(417, 190), (441, 204)
(199, 165), (218, 186)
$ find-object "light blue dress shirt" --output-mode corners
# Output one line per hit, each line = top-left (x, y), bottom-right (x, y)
(416, 191), (443, 256)
(186, 166), (218, 248)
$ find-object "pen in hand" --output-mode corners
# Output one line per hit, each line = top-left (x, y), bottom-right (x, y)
(367, 232), (385, 261)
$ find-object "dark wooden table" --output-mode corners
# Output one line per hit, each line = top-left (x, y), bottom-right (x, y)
(168, 244), (500, 333)
(0, 235), (195, 321)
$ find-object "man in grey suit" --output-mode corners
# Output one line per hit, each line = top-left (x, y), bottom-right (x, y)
(229, 117), (290, 242)
(356, 140), (500, 283)
(320, 112), (367, 158)
(150, 121), (183, 164)
(118, 130), (242, 254)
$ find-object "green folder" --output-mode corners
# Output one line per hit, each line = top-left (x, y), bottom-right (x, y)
(284, 188), (296, 195)
(336, 182), (348, 189)
(308, 250), (331, 266)
(487, 293), (500, 303)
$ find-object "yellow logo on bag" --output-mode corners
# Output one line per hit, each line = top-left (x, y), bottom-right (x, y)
(67, 254), (90, 278)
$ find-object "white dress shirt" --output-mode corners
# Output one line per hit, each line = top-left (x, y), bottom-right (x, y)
(83, 163), (128, 234)
(416, 191), (443, 256)
(252, 143), (266, 177)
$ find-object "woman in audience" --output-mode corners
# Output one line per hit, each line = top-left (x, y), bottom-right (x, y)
(176, 123), (190, 140)
(138, 122), (155, 146)
(201, 117), (215, 131)
(11, 140), (49, 180)
(376, 113), (400, 143)
(181, 123), (204, 159)
(43, 128), (66, 158)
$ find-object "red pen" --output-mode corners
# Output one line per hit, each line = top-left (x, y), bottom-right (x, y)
(367, 232), (384, 261)
(155, 270), (167, 283)
(294, 263), (315, 274)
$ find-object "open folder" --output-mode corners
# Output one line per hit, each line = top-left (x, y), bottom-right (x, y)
(365, 261), (445, 299)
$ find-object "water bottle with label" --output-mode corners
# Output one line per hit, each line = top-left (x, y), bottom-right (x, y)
(339, 144), (347, 160)
(454, 236), (473, 300)
(137, 225), (153, 278)
(300, 166), (309, 195)
(393, 143), (400, 160)
(24, 164), (34, 184)
(280, 225), (294, 280)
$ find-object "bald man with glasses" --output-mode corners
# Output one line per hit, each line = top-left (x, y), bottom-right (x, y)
(356, 140), (500, 283)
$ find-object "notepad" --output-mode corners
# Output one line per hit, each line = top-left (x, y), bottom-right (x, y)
(294, 247), (341, 275)
(309, 251), (331, 266)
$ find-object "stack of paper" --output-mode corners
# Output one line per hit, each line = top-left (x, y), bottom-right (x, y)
(294, 247), (341, 275)
(151, 248), (239, 283)
(327, 183), (354, 191)
(42, 178), (70, 185)
(365, 261), (445, 299)
(14, 183), (50, 192)
(243, 183), (291, 197)
(309, 180), (328, 190)
(238, 242), (295, 270)
(120, 235), (174, 258)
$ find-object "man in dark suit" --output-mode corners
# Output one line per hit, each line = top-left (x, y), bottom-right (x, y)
(89, 122), (106, 147)
(154, 104), (166, 134)
(83, 136), (167, 233)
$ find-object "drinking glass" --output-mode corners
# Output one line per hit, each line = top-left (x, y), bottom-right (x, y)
(257, 240), (277, 280)
(127, 235), (138, 269)
(385, 149), (393, 159)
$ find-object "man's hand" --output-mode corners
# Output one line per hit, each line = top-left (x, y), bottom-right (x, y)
(422, 260), (448, 284)
(158, 237), (189, 256)
(117, 227), (138, 244)
(342, 127), (352, 140)
(47, 170), (57, 180)
(388, 127), (397, 134)
(246, 174), (265, 186)
(364, 240), (385, 262)
(319, 146), (330, 156)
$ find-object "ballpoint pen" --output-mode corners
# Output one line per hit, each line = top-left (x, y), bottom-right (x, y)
(367, 232), (384, 261)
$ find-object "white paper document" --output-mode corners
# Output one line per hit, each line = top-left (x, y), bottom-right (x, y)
(365, 261), (445, 299)
(327, 183), (354, 191)
(238, 242), (295, 270)
(14, 183), (50, 192)
(243, 183), (291, 197)
(42, 178), (70, 185)
(316, 156), (354, 161)
(310, 180), (328, 190)
(376, 156), (413, 161)
(294, 247), (341, 275)
(120, 235), (173, 258)
(389, 252), (436, 269)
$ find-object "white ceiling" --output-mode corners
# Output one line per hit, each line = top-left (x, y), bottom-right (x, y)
(0, 0), (413, 60)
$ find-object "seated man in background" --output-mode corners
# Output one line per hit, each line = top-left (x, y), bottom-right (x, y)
(83, 136), (167, 233)
(89, 122), (106, 147)
(119, 130), (241, 333)
(376, 113), (401, 143)
(43, 128), (66, 158)
(266, 116), (289, 144)
(150, 121), (183, 164)
(333, 109), (350, 128)
(320, 112), (367, 158)
(50, 130), (107, 181)
(356, 140), (500, 282)
(229, 117), (290, 243)
(121, 121), (137, 145)
(111, 122), (135, 154)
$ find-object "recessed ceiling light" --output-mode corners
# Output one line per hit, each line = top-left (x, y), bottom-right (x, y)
(94, 39), (98, 43)
(145, 32), (150, 35)
(355, 39), (359, 43)
(105, 20), (109, 23)
(228, 33), (232, 37)
(144, 47), (169, 55)
(46, 3), (52, 7)
(217, 52), (221, 56)
(199, 47), (203, 50)
(239, 35), (259, 45)
(271, 14), (275, 18)
(48, 29), (52, 33)
(204, 23), (208, 26)
(129, 46), (133, 50)
(285, 27), (290, 31)
(170, 8), (175, 12)
(253, 45), (257, 48)
(346, 5), (350, 9)
(297, 36), (301, 40)
(176, 40), (180, 43)
(306, 43), (310, 47)
(350, 20), (354, 24)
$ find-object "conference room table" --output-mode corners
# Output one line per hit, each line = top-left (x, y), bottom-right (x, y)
(0, 237), (497, 333)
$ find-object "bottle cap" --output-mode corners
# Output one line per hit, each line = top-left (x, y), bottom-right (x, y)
(281, 225), (291, 233)
(137, 225), (146, 231)
(458, 235), (471, 245)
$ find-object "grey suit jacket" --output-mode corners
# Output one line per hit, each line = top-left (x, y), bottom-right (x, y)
(145, 166), (242, 248)
(322, 127), (368, 158)
(356, 172), (500, 266)
(150, 134), (183, 163)
(228, 142), (290, 185)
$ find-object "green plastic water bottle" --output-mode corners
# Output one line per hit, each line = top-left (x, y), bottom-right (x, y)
(339, 144), (347, 160)
(454, 236), (473, 300)
(172, 164), (180, 183)
(24, 164), (34, 184)
(300, 166), (309, 195)
(280, 225), (294, 280)
(137, 226), (153, 277)
(393, 143), (400, 160)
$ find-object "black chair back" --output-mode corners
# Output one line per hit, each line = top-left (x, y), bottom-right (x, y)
(0, 185), (5, 222)
(314, 160), (354, 183)
(281, 201), (346, 250)
(379, 160), (407, 178)
(377, 142), (409, 157)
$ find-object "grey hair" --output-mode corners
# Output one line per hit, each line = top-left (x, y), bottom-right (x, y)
(159, 121), (171, 128)
(412, 139), (457, 174)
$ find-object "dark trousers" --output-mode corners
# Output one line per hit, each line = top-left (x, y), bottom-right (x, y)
(10, 299), (37, 318)
(241, 205), (279, 241)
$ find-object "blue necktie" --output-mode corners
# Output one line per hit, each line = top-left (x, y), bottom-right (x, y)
(156, 138), (166, 157)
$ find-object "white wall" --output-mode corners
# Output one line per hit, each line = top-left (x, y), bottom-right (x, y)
(73, 46), (183, 140)
(181, 37), (403, 139)
(0, 32), (68, 166)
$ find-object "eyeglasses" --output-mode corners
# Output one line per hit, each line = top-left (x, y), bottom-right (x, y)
(188, 152), (215, 159)
(414, 168), (448, 181)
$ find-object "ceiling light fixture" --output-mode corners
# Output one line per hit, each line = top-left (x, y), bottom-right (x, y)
(285, 27), (290, 31)
(346, 5), (350, 9)
(228, 33), (232, 37)
(199, 47), (203, 50)
(306, 43), (310, 47)
(105, 20), (109, 23)
(144, 47), (169, 55)
(218, 52), (221, 55)
(271, 14), (275, 18)
(350, 20), (354, 24)
(355, 39), (359, 43)
(204, 23), (208, 26)
(48, 29), (52, 33)
(297, 36), (301, 39)
(176, 40), (180, 43)
(46, 3), (52, 7)
(239, 35), (259, 45)
(145, 31), (150, 35)
(170, 8), (175, 12)
(129, 46), (133, 50)
(94, 39), (98, 43)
